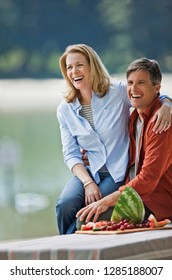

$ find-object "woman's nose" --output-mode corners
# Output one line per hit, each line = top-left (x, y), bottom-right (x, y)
(73, 66), (79, 73)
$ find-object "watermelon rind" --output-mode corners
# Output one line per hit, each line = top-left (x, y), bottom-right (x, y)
(111, 186), (145, 223)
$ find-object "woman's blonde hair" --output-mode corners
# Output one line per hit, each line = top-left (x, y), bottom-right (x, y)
(59, 44), (111, 103)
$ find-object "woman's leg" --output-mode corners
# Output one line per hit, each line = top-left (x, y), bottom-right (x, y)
(56, 171), (123, 234)
(98, 173), (124, 197)
(56, 176), (85, 235)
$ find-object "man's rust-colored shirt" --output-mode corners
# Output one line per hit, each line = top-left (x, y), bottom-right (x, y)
(122, 97), (172, 221)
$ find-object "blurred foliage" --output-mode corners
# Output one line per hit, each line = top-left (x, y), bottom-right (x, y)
(0, 0), (172, 78)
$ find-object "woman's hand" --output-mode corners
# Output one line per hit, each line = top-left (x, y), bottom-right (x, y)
(84, 182), (102, 205)
(152, 103), (172, 133)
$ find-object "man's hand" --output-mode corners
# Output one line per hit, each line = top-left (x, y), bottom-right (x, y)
(76, 199), (109, 223)
(81, 149), (89, 166)
(152, 103), (172, 133)
(76, 191), (121, 223)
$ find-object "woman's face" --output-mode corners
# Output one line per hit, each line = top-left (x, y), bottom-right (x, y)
(66, 52), (92, 93)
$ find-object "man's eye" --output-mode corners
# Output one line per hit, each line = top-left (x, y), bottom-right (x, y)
(127, 81), (132, 85)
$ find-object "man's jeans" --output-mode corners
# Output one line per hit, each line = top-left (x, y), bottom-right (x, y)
(56, 173), (124, 234)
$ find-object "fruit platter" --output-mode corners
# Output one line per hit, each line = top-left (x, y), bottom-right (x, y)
(75, 187), (172, 235)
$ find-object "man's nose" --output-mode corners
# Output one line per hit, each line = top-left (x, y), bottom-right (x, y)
(131, 83), (137, 90)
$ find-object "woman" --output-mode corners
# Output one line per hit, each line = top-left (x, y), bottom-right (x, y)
(56, 44), (171, 234)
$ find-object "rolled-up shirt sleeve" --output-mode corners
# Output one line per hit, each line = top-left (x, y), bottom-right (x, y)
(57, 107), (83, 171)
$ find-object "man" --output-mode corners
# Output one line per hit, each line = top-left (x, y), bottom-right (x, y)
(76, 58), (172, 224)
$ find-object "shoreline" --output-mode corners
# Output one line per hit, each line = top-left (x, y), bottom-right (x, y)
(0, 74), (172, 112)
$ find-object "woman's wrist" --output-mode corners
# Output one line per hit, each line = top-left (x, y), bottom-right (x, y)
(83, 179), (94, 188)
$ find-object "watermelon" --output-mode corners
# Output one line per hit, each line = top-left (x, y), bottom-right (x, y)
(93, 220), (108, 231)
(148, 214), (158, 228)
(81, 222), (95, 231)
(148, 214), (171, 228)
(111, 186), (145, 224)
(157, 219), (171, 227)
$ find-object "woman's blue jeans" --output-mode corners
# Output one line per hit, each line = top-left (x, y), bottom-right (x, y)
(56, 173), (124, 235)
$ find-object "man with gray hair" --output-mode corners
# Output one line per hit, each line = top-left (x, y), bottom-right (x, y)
(77, 58), (172, 224)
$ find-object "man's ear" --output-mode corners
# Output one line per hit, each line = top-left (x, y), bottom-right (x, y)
(155, 83), (161, 93)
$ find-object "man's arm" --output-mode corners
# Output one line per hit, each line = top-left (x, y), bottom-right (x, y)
(119, 121), (172, 197)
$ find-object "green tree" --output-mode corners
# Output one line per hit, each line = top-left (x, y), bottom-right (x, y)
(98, 0), (172, 73)
(0, 0), (172, 77)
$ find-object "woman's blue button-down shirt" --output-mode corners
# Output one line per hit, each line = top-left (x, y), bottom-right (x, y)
(57, 81), (130, 184)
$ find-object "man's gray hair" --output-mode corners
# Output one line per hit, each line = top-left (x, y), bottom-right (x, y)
(126, 58), (162, 85)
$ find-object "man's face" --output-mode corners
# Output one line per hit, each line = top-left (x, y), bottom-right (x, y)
(127, 70), (160, 114)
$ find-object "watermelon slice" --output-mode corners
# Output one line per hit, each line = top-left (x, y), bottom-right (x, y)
(148, 214), (171, 228)
(93, 220), (108, 231)
(148, 214), (159, 228)
(81, 222), (95, 231)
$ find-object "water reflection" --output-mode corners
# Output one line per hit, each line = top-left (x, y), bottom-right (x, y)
(0, 136), (21, 206)
(15, 192), (49, 213)
(0, 108), (71, 241)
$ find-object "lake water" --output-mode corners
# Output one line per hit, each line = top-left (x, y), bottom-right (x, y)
(0, 76), (172, 241)
(0, 79), (72, 240)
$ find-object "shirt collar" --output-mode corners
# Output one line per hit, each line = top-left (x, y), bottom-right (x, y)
(71, 98), (82, 111)
(130, 96), (161, 124)
(71, 91), (95, 111)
